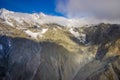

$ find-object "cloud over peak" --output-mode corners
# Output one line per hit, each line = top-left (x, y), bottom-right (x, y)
(56, 0), (120, 23)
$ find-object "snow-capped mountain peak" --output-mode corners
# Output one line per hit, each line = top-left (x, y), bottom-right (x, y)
(0, 8), (89, 28)
(39, 12), (46, 17)
(0, 8), (14, 14)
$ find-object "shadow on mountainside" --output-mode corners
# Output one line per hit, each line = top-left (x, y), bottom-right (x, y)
(0, 35), (80, 80)
(0, 35), (42, 80)
(85, 24), (120, 60)
(0, 24), (120, 80)
(69, 23), (120, 60)
(69, 36), (85, 45)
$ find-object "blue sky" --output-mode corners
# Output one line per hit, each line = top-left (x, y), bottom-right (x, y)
(0, 0), (119, 21)
(0, 0), (64, 16)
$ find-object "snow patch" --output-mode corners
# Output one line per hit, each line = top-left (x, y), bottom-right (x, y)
(39, 28), (48, 37)
(25, 30), (39, 39)
(78, 34), (86, 43)
(25, 28), (48, 39)
(69, 28), (86, 43)
(4, 21), (13, 26)
(41, 28), (48, 34)
(69, 28), (80, 37)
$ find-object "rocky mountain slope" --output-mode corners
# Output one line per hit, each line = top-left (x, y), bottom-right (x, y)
(0, 9), (120, 80)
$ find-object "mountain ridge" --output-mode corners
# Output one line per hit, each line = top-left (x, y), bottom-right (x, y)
(0, 8), (90, 28)
(0, 8), (120, 80)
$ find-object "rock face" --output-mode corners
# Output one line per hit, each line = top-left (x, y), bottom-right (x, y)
(85, 23), (120, 45)
(0, 20), (120, 80)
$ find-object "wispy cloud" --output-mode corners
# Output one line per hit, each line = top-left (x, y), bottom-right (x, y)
(56, 0), (120, 24)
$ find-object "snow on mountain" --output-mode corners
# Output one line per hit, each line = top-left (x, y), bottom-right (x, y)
(4, 20), (14, 26)
(39, 28), (48, 37)
(25, 28), (48, 39)
(69, 28), (86, 43)
(0, 8), (88, 27)
(41, 28), (48, 34)
(69, 28), (80, 37)
(25, 30), (40, 39)
(0, 8), (89, 40)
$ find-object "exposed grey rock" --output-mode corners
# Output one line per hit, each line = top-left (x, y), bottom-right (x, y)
(0, 23), (120, 80)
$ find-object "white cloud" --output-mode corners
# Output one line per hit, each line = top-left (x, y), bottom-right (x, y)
(56, 0), (120, 23)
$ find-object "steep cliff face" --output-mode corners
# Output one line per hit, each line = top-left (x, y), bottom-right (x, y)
(0, 36), (95, 80)
(0, 12), (120, 80)
(85, 23), (120, 45)
(72, 24), (120, 80)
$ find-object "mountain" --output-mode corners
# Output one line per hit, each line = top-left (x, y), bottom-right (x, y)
(0, 9), (120, 80)
(0, 8), (89, 28)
